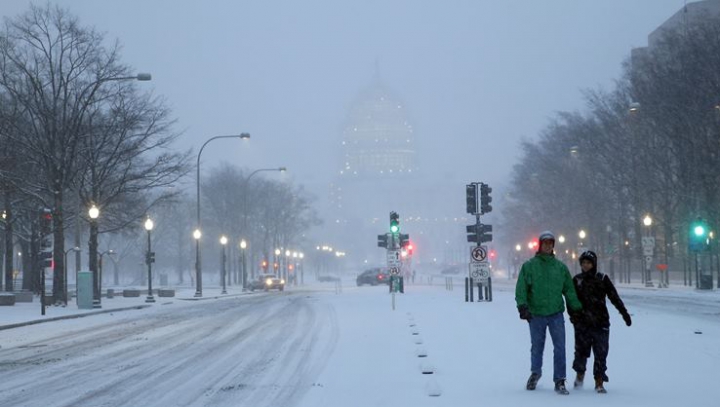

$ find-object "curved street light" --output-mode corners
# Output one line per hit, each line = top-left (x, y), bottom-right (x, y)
(195, 133), (250, 298)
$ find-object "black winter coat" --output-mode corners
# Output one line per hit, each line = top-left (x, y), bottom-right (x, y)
(572, 268), (628, 328)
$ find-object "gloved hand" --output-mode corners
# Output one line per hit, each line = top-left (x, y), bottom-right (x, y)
(518, 305), (532, 321)
(568, 310), (583, 325)
(621, 311), (632, 327)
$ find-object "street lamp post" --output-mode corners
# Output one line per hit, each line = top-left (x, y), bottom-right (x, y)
(145, 217), (155, 303)
(220, 235), (228, 294)
(99, 249), (114, 300)
(577, 230), (586, 273)
(88, 204), (101, 308)
(195, 133), (250, 297)
(643, 215), (654, 288)
(63, 247), (80, 306)
(240, 239), (248, 291)
(274, 248), (281, 277)
(298, 252), (305, 285)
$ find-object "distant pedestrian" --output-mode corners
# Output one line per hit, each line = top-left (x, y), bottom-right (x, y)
(570, 250), (632, 394)
(515, 231), (583, 395)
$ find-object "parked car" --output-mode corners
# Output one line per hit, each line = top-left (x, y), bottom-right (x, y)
(248, 274), (285, 291)
(356, 268), (390, 286)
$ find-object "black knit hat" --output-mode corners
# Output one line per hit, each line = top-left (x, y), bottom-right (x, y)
(578, 250), (597, 266)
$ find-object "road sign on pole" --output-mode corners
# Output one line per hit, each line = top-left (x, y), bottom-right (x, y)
(470, 246), (487, 262)
(387, 250), (401, 267)
(469, 262), (490, 282)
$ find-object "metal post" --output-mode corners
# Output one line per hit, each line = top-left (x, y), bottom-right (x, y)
(221, 244), (227, 294)
(145, 227), (155, 303)
(242, 249), (247, 290)
(89, 219), (101, 308)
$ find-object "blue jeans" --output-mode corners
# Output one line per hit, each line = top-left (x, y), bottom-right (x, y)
(528, 312), (566, 382)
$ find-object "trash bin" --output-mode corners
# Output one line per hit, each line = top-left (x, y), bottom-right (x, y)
(698, 274), (713, 290)
(106, 288), (114, 299)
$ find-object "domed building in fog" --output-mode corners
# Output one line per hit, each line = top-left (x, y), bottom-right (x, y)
(338, 80), (417, 179)
(327, 76), (469, 269)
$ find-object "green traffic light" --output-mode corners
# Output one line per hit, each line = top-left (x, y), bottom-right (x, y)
(694, 225), (706, 237)
(390, 224), (399, 234)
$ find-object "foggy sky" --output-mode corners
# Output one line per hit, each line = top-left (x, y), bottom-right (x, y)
(1, 0), (686, 203)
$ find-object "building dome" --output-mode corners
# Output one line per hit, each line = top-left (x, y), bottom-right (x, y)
(339, 80), (416, 177)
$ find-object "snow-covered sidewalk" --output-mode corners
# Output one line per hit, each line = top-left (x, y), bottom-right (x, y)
(0, 285), (249, 329)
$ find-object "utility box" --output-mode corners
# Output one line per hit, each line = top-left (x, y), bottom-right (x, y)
(698, 274), (713, 290)
(77, 271), (94, 309)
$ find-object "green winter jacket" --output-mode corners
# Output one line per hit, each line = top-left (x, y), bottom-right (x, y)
(515, 253), (582, 317)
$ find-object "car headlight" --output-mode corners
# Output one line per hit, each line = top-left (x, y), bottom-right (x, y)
(265, 278), (272, 285)
(280, 279), (285, 284)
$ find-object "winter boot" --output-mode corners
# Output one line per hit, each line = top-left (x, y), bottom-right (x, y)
(574, 372), (585, 388)
(554, 379), (570, 395)
(594, 377), (607, 394)
(526, 373), (541, 390)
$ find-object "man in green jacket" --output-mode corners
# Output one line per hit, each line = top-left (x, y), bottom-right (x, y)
(515, 231), (582, 395)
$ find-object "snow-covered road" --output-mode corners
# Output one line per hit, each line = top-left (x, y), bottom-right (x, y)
(0, 293), (337, 407)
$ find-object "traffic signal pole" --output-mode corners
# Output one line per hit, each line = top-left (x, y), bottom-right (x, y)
(465, 182), (493, 302)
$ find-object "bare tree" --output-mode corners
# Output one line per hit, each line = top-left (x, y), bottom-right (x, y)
(0, 4), (189, 302)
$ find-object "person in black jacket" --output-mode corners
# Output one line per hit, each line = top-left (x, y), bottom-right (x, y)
(570, 250), (632, 393)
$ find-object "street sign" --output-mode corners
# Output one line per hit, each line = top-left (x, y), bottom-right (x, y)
(470, 246), (487, 263)
(390, 267), (400, 275)
(643, 247), (654, 256)
(469, 262), (490, 281)
(645, 255), (653, 264)
(641, 237), (655, 248)
(387, 250), (401, 267)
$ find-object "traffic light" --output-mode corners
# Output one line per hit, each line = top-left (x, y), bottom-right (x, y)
(689, 217), (710, 252)
(40, 236), (52, 251)
(466, 183), (478, 214)
(466, 223), (493, 243)
(377, 234), (389, 248)
(399, 233), (410, 248)
(39, 208), (52, 236)
(40, 250), (53, 268)
(407, 242), (414, 256)
(478, 223), (492, 243)
(480, 183), (493, 214)
(466, 224), (478, 243)
(390, 211), (400, 234)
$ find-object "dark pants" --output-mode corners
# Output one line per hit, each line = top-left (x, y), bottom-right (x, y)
(572, 324), (610, 382)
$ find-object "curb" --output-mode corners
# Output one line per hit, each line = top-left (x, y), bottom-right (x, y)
(0, 305), (152, 331)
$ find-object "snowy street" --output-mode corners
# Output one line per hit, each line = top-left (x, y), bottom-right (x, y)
(1, 279), (718, 407)
(0, 292), (337, 407)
